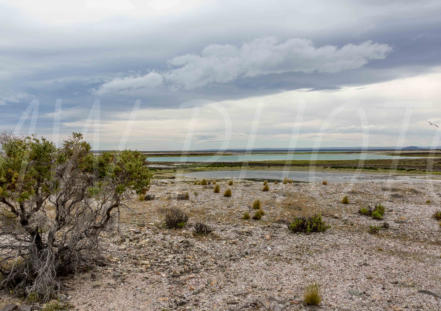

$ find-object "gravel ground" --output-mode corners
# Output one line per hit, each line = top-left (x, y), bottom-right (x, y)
(2, 177), (441, 310)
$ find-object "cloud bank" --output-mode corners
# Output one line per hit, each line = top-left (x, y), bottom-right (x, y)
(97, 38), (391, 94)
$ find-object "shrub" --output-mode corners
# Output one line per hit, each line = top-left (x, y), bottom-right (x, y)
(252, 200), (261, 210)
(303, 283), (321, 306)
(194, 223), (212, 235)
(426, 200), (431, 204)
(283, 178), (292, 184)
(433, 210), (441, 221)
(0, 133), (150, 301)
(224, 188), (232, 197)
(372, 204), (385, 220)
(214, 184), (220, 193)
(359, 207), (372, 216)
(242, 212), (250, 220)
(341, 196), (349, 204)
(262, 184), (269, 192)
(228, 180), (233, 186)
(368, 225), (381, 234)
(252, 209), (265, 220)
(288, 215), (329, 234)
(322, 180), (328, 185)
(372, 210), (383, 220)
(200, 179), (207, 186)
(263, 180), (268, 185)
(177, 192), (190, 200)
(165, 208), (188, 229)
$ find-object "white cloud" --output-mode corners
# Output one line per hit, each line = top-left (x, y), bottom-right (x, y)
(95, 72), (164, 95)
(96, 37), (391, 94)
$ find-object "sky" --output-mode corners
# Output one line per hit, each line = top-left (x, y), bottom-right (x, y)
(1, 0), (441, 150)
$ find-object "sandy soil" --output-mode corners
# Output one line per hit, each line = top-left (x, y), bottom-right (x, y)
(2, 177), (441, 310)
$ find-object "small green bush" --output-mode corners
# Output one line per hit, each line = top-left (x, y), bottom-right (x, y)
(368, 225), (381, 234)
(303, 283), (321, 306)
(252, 200), (261, 210)
(372, 210), (383, 220)
(322, 180), (328, 185)
(228, 180), (233, 186)
(288, 215), (329, 234)
(341, 196), (349, 204)
(252, 209), (265, 220)
(214, 184), (220, 193)
(165, 208), (189, 229)
(262, 184), (269, 192)
(283, 178), (292, 184)
(359, 207), (372, 216)
(263, 180), (268, 186)
(200, 179), (207, 186)
(242, 212), (250, 220)
(433, 210), (441, 221)
(224, 188), (232, 197)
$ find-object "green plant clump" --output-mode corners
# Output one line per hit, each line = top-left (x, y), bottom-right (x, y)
(368, 225), (381, 234)
(303, 283), (321, 306)
(213, 184), (220, 193)
(262, 184), (269, 192)
(252, 200), (261, 210)
(224, 188), (232, 197)
(288, 215), (329, 234)
(252, 209), (265, 220)
(242, 212), (250, 220)
(228, 180), (233, 186)
(433, 210), (441, 221)
(341, 196), (349, 204)
(165, 208), (189, 229)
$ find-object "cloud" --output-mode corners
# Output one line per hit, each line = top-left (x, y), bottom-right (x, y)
(95, 37), (392, 94)
(95, 72), (163, 95)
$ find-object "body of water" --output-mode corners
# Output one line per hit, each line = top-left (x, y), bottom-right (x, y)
(148, 152), (410, 163)
(179, 170), (436, 183)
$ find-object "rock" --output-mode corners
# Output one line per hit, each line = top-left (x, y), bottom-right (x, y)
(18, 305), (32, 311)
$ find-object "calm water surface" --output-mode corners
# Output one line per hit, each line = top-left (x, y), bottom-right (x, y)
(148, 153), (410, 163)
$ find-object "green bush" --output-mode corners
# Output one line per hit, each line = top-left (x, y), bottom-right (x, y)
(252, 209), (265, 220)
(242, 212), (250, 220)
(252, 200), (261, 210)
(224, 188), (232, 197)
(368, 225), (381, 234)
(341, 196), (349, 204)
(433, 210), (441, 221)
(228, 180), (233, 186)
(372, 210), (383, 220)
(200, 179), (207, 186)
(359, 207), (372, 216)
(165, 208), (188, 229)
(213, 184), (220, 193)
(303, 283), (321, 306)
(262, 184), (269, 192)
(288, 215), (329, 234)
(177, 192), (189, 200)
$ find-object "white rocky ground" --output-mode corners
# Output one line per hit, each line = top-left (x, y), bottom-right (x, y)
(2, 177), (441, 310)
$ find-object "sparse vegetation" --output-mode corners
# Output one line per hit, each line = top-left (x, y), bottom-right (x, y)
(200, 179), (208, 185)
(341, 196), (349, 204)
(283, 178), (293, 184)
(288, 215), (329, 234)
(262, 184), (269, 192)
(359, 204), (385, 220)
(194, 223), (212, 235)
(242, 212), (250, 220)
(252, 209), (265, 220)
(252, 200), (261, 210)
(433, 210), (441, 221)
(165, 208), (189, 229)
(224, 188), (232, 197)
(303, 283), (321, 306)
(228, 180), (233, 186)
(368, 225), (381, 234)
(214, 184), (220, 193)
